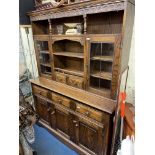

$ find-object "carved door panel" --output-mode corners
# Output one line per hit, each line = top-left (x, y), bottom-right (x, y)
(78, 119), (104, 155)
(34, 95), (50, 124)
(55, 106), (71, 138)
(49, 103), (56, 129)
(69, 114), (79, 144)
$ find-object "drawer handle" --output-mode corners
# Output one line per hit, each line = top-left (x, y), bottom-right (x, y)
(58, 99), (62, 104)
(85, 111), (90, 116)
(73, 120), (77, 123)
(51, 111), (55, 115)
(47, 108), (51, 112)
(75, 124), (78, 127)
(39, 91), (42, 95)
(77, 106), (80, 109)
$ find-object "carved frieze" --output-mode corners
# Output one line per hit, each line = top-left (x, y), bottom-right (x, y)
(30, 1), (125, 21)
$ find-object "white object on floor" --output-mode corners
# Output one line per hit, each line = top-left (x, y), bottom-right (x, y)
(117, 136), (134, 155)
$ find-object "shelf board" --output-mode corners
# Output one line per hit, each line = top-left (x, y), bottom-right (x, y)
(40, 50), (49, 54)
(52, 34), (84, 37)
(44, 71), (52, 75)
(40, 63), (51, 67)
(41, 73), (52, 79)
(91, 71), (112, 80)
(88, 86), (110, 98)
(91, 56), (113, 62)
(55, 67), (84, 77)
(53, 52), (84, 59)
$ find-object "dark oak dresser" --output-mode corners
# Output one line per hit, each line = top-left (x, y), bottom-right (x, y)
(28, 0), (135, 154)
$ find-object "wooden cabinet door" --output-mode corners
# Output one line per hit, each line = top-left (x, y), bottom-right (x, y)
(69, 114), (79, 144)
(78, 119), (104, 155)
(49, 103), (56, 129)
(55, 106), (71, 138)
(34, 95), (50, 124)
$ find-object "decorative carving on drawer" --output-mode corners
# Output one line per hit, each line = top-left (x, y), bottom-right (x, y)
(32, 85), (50, 98)
(67, 75), (84, 89)
(76, 103), (103, 123)
(52, 93), (70, 108)
(55, 72), (67, 84)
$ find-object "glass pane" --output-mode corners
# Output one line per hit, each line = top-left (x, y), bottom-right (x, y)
(36, 41), (52, 75)
(39, 53), (50, 64)
(90, 42), (114, 58)
(37, 41), (48, 51)
(101, 43), (114, 56)
(41, 65), (51, 75)
(90, 42), (114, 92)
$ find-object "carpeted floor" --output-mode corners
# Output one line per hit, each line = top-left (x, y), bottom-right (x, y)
(31, 124), (79, 155)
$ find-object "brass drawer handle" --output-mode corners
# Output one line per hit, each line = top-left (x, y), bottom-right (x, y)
(73, 120), (77, 123)
(58, 99), (62, 104)
(76, 106), (80, 109)
(47, 108), (51, 112)
(51, 111), (55, 115)
(85, 111), (90, 116)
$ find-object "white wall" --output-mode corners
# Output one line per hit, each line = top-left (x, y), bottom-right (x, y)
(126, 24), (135, 104)
(19, 26), (38, 79)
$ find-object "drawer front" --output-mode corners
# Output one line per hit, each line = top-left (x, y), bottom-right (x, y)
(55, 72), (66, 84)
(76, 103), (103, 123)
(52, 93), (70, 108)
(32, 85), (48, 98)
(67, 75), (84, 89)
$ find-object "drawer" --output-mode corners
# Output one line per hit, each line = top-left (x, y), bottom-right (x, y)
(32, 85), (48, 98)
(55, 72), (67, 84)
(52, 93), (70, 108)
(67, 75), (84, 89)
(76, 103), (103, 123)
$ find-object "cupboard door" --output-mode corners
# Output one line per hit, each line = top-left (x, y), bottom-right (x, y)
(34, 36), (52, 79)
(78, 119), (104, 155)
(34, 95), (50, 124)
(49, 103), (56, 129)
(87, 35), (121, 99)
(70, 114), (79, 144)
(55, 107), (71, 138)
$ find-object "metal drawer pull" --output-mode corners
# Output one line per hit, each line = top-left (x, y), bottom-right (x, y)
(47, 108), (51, 112)
(51, 111), (55, 115)
(73, 120), (77, 123)
(85, 111), (90, 116)
(58, 99), (62, 103)
(77, 106), (80, 109)
(75, 124), (78, 127)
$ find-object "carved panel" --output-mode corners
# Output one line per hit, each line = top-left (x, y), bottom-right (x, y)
(30, 1), (125, 21)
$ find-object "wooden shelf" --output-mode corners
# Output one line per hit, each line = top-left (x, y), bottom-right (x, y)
(40, 50), (49, 54)
(55, 67), (84, 77)
(53, 52), (84, 59)
(52, 34), (84, 37)
(91, 56), (113, 62)
(91, 71), (112, 80)
(44, 71), (52, 75)
(40, 63), (51, 67)
(88, 86), (110, 98)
